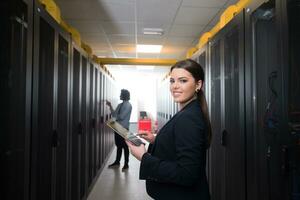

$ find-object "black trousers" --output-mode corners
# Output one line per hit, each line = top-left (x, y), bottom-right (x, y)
(114, 132), (129, 164)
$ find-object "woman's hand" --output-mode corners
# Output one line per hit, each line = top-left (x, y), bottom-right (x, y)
(126, 141), (146, 161)
(137, 130), (156, 144)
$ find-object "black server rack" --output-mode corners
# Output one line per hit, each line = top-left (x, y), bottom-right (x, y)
(88, 62), (95, 187)
(103, 76), (108, 156)
(31, 2), (72, 200)
(285, 1), (300, 199)
(278, 0), (300, 199)
(95, 68), (100, 171)
(70, 46), (82, 200)
(31, 8), (56, 200)
(208, 11), (245, 200)
(209, 35), (223, 200)
(2, 1), (116, 199)
(80, 55), (88, 199)
(245, 1), (281, 199)
(1, 0), (33, 200)
(99, 71), (105, 165)
(56, 29), (71, 200)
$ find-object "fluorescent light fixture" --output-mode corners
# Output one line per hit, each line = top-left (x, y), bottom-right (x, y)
(136, 65), (155, 70)
(136, 44), (162, 53)
(143, 28), (164, 35)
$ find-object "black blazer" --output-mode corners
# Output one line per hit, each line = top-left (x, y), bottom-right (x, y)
(140, 100), (210, 200)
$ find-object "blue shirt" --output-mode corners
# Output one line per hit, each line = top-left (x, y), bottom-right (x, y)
(112, 100), (132, 129)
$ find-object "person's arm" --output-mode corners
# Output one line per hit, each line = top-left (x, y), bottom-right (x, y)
(139, 113), (207, 187)
(106, 100), (116, 116)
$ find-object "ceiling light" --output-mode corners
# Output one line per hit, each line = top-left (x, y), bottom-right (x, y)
(136, 44), (162, 53)
(136, 65), (155, 70)
(143, 28), (164, 35)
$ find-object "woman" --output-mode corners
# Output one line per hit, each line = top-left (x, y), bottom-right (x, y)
(127, 59), (211, 199)
(106, 89), (132, 170)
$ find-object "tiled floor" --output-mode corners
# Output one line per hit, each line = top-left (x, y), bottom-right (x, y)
(87, 147), (153, 200)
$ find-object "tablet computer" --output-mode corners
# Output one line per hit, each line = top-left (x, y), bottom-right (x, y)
(106, 119), (145, 146)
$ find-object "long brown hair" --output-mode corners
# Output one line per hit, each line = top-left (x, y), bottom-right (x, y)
(170, 59), (212, 146)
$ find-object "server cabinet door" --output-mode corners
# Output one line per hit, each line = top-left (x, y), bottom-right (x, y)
(99, 72), (104, 165)
(31, 17), (55, 200)
(223, 12), (245, 200)
(209, 39), (224, 200)
(88, 64), (95, 186)
(56, 35), (70, 200)
(103, 76), (108, 155)
(95, 68), (100, 170)
(209, 11), (245, 200)
(245, 2), (281, 200)
(1, 1), (32, 199)
(80, 56), (88, 199)
(71, 48), (81, 200)
(285, 1), (300, 199)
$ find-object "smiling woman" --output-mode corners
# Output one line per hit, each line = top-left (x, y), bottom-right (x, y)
(126, 59), (212, 200)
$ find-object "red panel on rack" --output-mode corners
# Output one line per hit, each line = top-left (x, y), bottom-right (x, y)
(138, 119), (151, 132)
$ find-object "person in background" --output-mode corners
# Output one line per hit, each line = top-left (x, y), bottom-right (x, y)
(106, 89), (132, 171)
(127, 59), (211, 199)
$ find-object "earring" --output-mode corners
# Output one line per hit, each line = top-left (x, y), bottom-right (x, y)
(195, 88), (199, 93)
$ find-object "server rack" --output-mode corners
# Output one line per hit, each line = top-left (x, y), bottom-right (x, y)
(31, 2), (72, 199)
(2, 1), (116, 200)
(94, 66), (100, 172)
(80, 54), (88, 199)
(70, 44), (82, 200)
(56, 25), (71, 200)
(277, 0), (299, 199)
(244, 1), (282, 199)
(207, 11), (245, 200)
(1, 0), (33, 200)
(99, 71), (105, 165)
(88, 62), (95, 187)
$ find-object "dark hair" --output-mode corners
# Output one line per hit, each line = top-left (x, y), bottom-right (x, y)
(120, 89), (130, 101)
(170, 59), (212, 146)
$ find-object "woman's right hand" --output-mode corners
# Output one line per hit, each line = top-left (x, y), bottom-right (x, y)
(137, 130), (155, 144)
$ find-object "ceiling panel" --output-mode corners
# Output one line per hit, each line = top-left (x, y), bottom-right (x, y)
(66, 20), (103, 33)
(107, 35), (136, 45)
(56, 2), (94, 20)
(182, 0), (227, 7)
(159, 52), (186, 59)
(93, 50), (115, 57)
(224, 0), (240, 7)
(93, 0), (135, 3)
(137, 0), (182, 23)
(56, 0), (240, 67)
(94, 2), (135, 22)
(169, 24), (206, 37)
(137, 35), (165, 45)
(174, 6), (221, 25)
(164, 36), (195, 46)
(80, 33), (107, 44)
(101, 22), (135, 35)
(91, 44), (111, 52)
